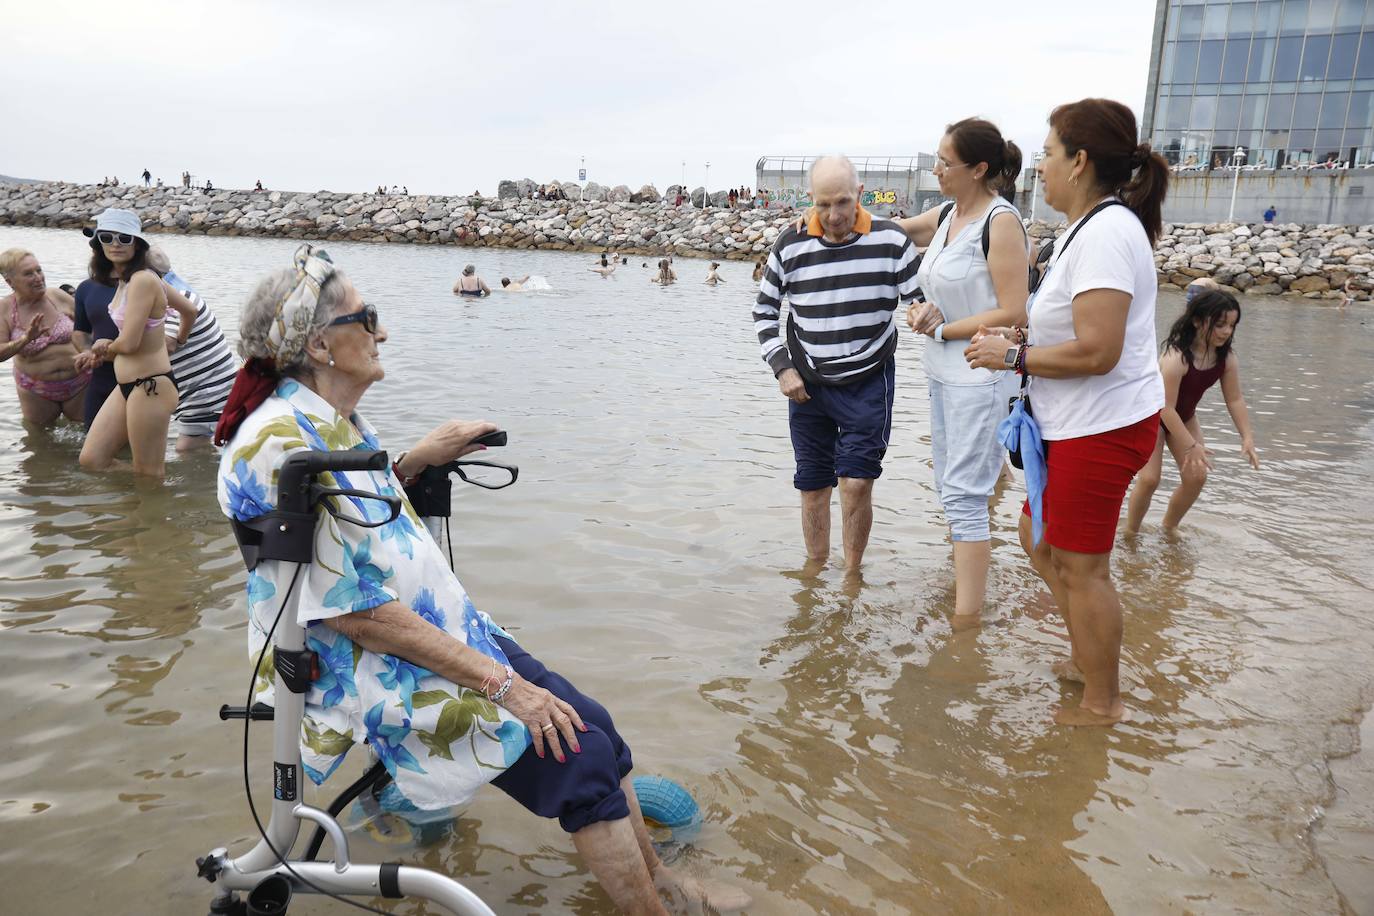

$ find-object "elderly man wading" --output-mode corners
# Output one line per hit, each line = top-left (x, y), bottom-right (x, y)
(753, 156), (921, 574)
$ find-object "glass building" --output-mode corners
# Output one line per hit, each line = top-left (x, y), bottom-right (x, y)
(1142, 0), (1374, 169)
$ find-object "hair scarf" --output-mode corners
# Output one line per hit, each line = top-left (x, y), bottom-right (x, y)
(213, 244), (335, 446)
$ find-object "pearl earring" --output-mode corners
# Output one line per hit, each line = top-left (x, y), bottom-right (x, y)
(328, 358), (335, 367)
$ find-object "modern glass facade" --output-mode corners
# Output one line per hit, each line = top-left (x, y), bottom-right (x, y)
(1142, 0), (1374, 168)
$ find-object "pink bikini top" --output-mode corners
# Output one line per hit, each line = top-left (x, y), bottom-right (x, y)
(8, 296), (75, 357)
(110, 275), (167, 332)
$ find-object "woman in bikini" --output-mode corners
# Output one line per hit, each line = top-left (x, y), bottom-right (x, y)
(452, 264), (491, 297)
(0, 248), (91, 425)
(77, 209), (193, 478)
(1125, 288), (1260, 534)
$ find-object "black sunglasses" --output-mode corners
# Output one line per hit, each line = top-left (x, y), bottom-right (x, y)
(96, 231), (136, 245)
(327, 303), (379, 334)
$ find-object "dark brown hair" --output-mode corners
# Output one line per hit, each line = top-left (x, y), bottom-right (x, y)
(946, 117), (1023, 200)
(88, 237), (151, 285)
(1048, 98), (1170, 244)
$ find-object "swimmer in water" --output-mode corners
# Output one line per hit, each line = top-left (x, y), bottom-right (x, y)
(705, 262), (726, 286)
(752, 258), (765, 283)
(651, 259), (677, 286)
(588, 255), (617, 278)
(500, 275), (532, 291)
(453, 264), (491, 298)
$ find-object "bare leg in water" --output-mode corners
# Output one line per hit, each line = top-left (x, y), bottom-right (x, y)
(1019, 512), (1082, 683)
(800, 486), (832, 565)
(838, 476), (874, 577)
(1047, 545), (1128, 726)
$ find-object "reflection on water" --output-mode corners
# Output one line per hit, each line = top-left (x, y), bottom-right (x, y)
(1, 225), (1372, 914)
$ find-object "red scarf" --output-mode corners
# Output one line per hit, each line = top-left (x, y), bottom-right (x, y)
(213, 357), (280, 446)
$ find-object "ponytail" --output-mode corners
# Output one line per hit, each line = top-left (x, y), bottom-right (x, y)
(946, 118), (1022, 200)
(1000, 139), (1024, 200)
(1049, 98), (1170, 245)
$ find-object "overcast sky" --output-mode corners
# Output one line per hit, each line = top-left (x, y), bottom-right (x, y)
(3, 0), (1157, 196)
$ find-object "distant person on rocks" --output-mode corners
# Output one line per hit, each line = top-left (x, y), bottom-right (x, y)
(453, 264), (491, 297)
(156, 178), (163, 189)
(754, 155), (921, 576)
(1263, 205), (1277, 224)
(705, 262), (726, 285)
(0, 248), (91, 425)
(674, 189), (685, 207)
(728, 188), (738, 208)
(142, 168), (151, 187)
(205, 179), (213, 191)
(146, 247), (239, 451)
(500, 275), (531, 291)
(255, 179), (264, 191)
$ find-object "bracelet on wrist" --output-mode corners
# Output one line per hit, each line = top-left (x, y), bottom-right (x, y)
(1014, 344), (1030, 375)
(392, 450), (421, 487)
(488, 665), (515, 705)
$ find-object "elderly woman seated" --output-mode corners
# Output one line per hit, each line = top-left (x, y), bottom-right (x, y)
(215, 245), (744, 915)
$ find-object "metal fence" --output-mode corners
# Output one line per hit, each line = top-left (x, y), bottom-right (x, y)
(755, 155), (943, 216)
(1158, 144), (1374, 171)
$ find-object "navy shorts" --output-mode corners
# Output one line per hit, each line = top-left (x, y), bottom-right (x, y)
(490, 635), (634, 833)
(788, 356), (895, 491)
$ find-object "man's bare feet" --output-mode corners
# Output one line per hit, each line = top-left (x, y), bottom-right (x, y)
(1054, 702), (1130, 727)
(1051, 658), (1085, 683)
(654, 864), (751, 913)
(950, 612), (983, 632)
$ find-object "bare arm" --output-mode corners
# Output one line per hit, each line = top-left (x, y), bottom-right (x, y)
(1022, 288), (1130, 378)
(938, 212), (1029, 340)
(1220, 352), (1260, 467)
(0, 306), (43, 362)
(162, 282), (197, 348)
(479, 278), (491, 295)
(894, 207), (944, 249)
(325, 603), (585, 761)
(1157, 350), (1193, 443)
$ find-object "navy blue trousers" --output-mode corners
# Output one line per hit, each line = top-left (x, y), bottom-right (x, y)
(490, 635), (634, 833)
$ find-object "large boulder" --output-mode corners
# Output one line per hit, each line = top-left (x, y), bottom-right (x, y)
(557, 181), (581, 200)
(606, 184), (632, 203)
(690, 186), (706, 208)
(496, 179), (523, 201)
(630, 184), (661, 204)
(709, 190), (731, 208)
(582, 182), (607, 202)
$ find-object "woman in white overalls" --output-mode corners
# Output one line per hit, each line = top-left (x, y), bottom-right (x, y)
(896, 118), (1030, 626)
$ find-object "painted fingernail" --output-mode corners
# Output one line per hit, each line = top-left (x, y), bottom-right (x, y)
(555, 753), (566, 764)
(579, 724), (588, 733)
(572, 743), (581, 754)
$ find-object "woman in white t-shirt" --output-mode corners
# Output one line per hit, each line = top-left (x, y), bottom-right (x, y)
(895, 118), (1030, 627)
(966, 98), (1168, 727)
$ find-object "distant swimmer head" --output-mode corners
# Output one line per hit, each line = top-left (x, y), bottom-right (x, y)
(501, 278), (511, 287)
(709, 261), (720, 269)
(462, 264), (476, 276)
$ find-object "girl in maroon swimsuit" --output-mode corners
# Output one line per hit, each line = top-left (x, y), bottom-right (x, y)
(1126, 289), (1260, 534)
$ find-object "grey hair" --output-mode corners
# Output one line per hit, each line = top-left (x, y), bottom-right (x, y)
(145, 245), (171, 276)
(808, 155), (860, 191)
(237, 266), (349, 375)
(462, 264), (476, 276)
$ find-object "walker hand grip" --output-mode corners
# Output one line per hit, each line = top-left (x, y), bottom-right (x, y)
(278, 450), (389, 514)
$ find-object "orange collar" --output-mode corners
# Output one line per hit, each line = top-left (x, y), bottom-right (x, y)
(807, 205), (873, 239)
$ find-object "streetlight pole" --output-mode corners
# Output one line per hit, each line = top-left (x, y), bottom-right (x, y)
(1227, 146), (1247, 223)
(681, 161), (686, 191)
(1031, 151), (1044, 223)
(704, 162), (710, 209)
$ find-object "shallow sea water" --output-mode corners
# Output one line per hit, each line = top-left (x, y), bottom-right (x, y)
(1, 224), (1372, 914)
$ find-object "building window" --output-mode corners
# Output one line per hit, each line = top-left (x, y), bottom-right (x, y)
(1179, 3), (1206, 39)
(1293, 90), (1323, 128)
(1192, 93), (1220, 131)
(1224, 37), (1253, 80)
(1248, 37), (1277, 79)
(1203, 2), (1230, 38)
(1356, 31), (1374, 77)
(1335, 0), (1364, 30)
(1307, 0), (1337, 32)
(1301, 34), (1333, 81)
(1281, 0), (1310, 35)
(1218, 93), (1246, 131)
(1199, 38), (1226, 81)
(1175, 39), (1202, 82)
(1275, 35), (1303, 80)
(1229, 1), (1257, 35)
(1330, 32), (1360, 77)
(1255, 0), (1282, 35)
(1267, 92), (1296, 131)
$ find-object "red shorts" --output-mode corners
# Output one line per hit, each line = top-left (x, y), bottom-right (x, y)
(1022, 412), (1160, 554)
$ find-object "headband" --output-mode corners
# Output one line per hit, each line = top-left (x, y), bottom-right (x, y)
(266, 243), (336, 364)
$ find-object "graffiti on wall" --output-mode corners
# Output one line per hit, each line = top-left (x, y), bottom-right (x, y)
(758, 187), (910, 212)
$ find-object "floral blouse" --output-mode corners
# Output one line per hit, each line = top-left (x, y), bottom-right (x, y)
(217, 379), (530, 809)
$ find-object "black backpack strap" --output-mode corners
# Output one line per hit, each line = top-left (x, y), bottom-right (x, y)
(980, 203), (1027, 259)
(1055, 199), (1127, 262)
(938, 202), (954, 225)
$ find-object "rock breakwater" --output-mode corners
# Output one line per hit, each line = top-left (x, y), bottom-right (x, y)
(0, 181), (1368, 297)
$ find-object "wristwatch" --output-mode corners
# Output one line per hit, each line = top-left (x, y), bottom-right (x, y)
(1003, 344), (1023, 369)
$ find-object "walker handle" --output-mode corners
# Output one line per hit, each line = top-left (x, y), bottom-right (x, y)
(278, 450), (389, 514)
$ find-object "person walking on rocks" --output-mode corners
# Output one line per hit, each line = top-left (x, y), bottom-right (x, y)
(754, 155), (921, 576)
(141, 168), (151, 187)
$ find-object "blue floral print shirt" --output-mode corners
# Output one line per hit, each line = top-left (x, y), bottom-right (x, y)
(217, 379), (529, 809)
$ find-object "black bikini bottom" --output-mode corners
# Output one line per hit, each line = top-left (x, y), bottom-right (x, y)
(118, 371), (179, 400)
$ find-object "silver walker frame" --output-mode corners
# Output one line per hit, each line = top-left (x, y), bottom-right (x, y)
(197, 449), (513, 916)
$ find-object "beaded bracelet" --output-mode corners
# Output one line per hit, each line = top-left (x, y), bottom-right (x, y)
(1014, 344), (1030, 375)
(488, 665), (515, 705)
